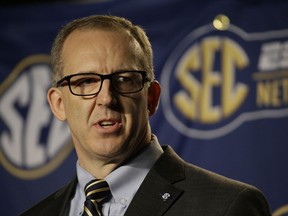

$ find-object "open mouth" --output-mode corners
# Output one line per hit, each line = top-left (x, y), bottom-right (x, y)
(99, 121), (117, 128)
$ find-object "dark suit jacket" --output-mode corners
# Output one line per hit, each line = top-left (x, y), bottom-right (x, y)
(20, 146), (271, 216)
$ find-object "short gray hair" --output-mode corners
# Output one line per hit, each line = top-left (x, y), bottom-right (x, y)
(50, 15), (154, 86)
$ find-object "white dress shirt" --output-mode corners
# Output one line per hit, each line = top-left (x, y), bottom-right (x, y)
(69, 135), (163, 216)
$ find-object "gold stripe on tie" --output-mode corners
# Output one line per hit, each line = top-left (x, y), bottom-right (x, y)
(82, 179), (111, 216)
(87, 187), (110, 197)
(85, 179), (106, 190)
(84, 206), (93, 216)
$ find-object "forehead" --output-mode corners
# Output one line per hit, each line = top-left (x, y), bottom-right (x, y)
(61, 29), (142, 74)
(63, 28), (139, 55)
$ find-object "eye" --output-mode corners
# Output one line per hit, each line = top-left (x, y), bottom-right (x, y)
(71, 76), (101, 87)
(115, 75), (133, 83)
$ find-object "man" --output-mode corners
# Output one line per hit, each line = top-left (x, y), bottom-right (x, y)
(20, 15), (271, 216)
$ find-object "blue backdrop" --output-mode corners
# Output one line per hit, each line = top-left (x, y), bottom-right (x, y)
(0, 0), (287, 215)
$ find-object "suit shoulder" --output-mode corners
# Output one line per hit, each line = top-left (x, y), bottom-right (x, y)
(183, 161), (254, 190)
(161, 145), (257, 191)
(179, 161), (271, 214)
(159, 146), (271, 214)
(162, 145), (261, 192)
(19, 178), (77, 216)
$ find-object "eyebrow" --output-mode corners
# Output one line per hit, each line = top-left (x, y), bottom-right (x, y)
(73, 68), (140, 75)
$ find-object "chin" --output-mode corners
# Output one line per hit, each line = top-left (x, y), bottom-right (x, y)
(94, 143), (126, 157)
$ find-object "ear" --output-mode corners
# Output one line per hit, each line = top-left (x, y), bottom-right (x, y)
(147, 80), (161, 116)
(47, 87), (67, 121)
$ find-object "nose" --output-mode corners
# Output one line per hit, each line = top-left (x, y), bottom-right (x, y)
(96, 79), (115, 106)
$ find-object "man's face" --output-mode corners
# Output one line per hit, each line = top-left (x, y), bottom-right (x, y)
(50, 29), (158, 167)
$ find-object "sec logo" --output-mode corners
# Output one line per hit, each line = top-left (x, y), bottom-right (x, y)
(161, 19), (288, 140)
(0, 55), (73, 179)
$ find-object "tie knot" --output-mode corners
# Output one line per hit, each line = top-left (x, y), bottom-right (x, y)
(84, 179), (111, 203)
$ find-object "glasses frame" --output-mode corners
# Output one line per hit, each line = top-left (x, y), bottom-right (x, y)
(56, 70), (149, 96)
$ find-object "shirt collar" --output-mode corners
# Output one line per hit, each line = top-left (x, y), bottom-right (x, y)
(76, 134), (163, 206)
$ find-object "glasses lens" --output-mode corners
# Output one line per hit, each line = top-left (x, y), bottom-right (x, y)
(70, 74), (101, 95)
(112, 72), (144, 93)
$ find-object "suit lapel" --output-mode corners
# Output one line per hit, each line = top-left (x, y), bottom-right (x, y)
(124, 146), (185, 216)
(42, 177), (77, 216)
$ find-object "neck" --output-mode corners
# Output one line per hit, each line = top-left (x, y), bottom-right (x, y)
(77, 130), (152, 179)
(79, 160), (118, 179)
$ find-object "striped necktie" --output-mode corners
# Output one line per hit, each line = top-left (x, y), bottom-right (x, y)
(82, 179), (111, 216)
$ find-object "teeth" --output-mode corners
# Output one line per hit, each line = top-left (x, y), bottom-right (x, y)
(100, 121), (115, 127)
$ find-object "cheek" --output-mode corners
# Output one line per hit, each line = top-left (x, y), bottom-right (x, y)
(127, 95), (148, 123)
(62, 96), (90, 124)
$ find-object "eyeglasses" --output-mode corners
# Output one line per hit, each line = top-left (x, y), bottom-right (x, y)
(56, 70), (149, 96)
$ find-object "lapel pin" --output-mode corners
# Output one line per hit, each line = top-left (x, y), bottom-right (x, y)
(161, 192), (171, 202)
